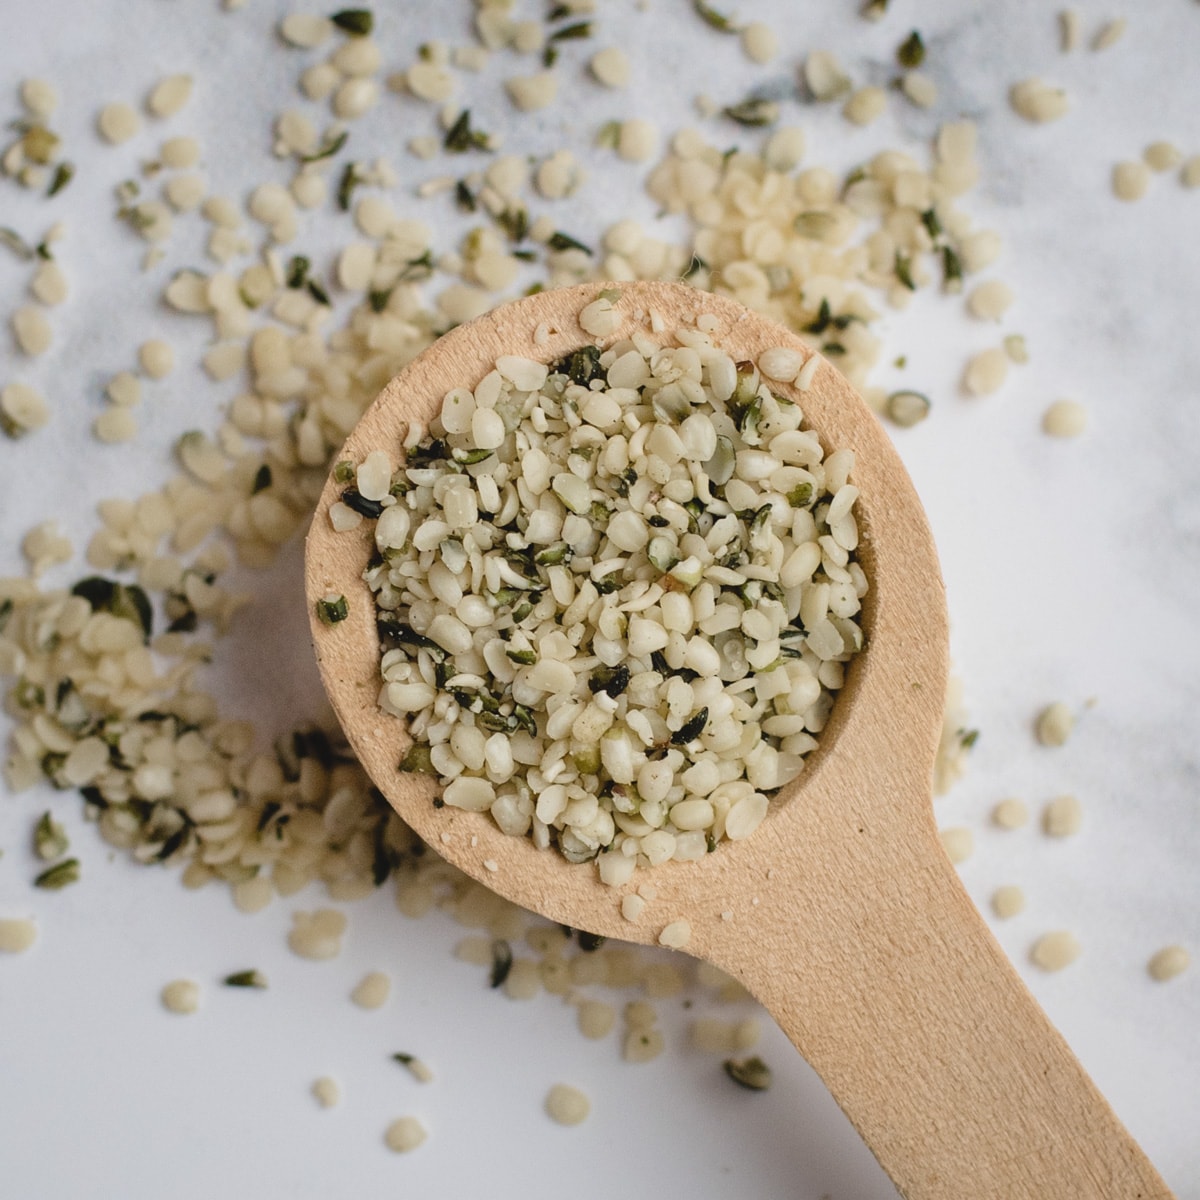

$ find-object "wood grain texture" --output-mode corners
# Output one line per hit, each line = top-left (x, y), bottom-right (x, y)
(305, 281), (1172, 1199)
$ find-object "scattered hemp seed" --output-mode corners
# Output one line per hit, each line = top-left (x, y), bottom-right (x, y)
(885, 390), (930, 428)
(1112, 160), (1150, 202)
(693, 0), (741, 34)
(1031, 931), (1081, 972)
(350, 970), (391, 1009)
(146, 74), (194, 119)
(316, 594), (349, 624)
(392, 1053), (434, 1083)
(1144, 141), (1182, 173)
(1147, 946), (1190, 983)
(330, 9), (374, 38)
(287, 909), (348, 960)
(1181, 156), (1200, 189)
(900, 72), (937, 109)
(1009, 78), (1069, 123)
(723, 1055), (772, 1091)
(161, 978), (201, 1014)
(991, 886), (1027, 920)
(544, 1083), (591, 1126)
(740, 22), (778, 64)
(33, 858), (80, 889)
(138, 339), (175, 379)
(992, 798), (1029, 830)
(1059, 8), (1081, 52)
(723, 97), (780, 128)
(939, 827), (973, 865)
(963, 347), (1009, 396)
(97, 102), (140, 144)
(33, 812), (69, 861)
(1042, 795), (1083, 838)
(312, 1076), (341, 1108)
(0, 918), (39, 954)
(1091, 17), (1127, 52)
(658, 920), (692, 950)
(384, 1115), (428, 1153)
(223, 970), (268, 989)
(589, 47), (630, 88)
(896, 31), (926, 69)
(1035, 701), (1075, 746)
(1042, 399), (1088, 438)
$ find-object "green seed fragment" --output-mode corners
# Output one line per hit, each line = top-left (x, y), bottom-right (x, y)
(399, 743), (436, 774)
(316, 595), (349, 624)
(224, 970), (268, 988)
(724, 1055), (773, 1091)
(330, 8), (373, 36)
(34, 812), (69, 861)
(693, 0), (741, 33)
(34, 858), (81, 890)
(897, 30), (926, 69)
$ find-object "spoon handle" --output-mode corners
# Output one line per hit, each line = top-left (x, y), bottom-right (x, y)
(717, 844), (1174, 1198)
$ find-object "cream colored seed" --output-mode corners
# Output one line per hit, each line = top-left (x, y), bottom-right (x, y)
(21, 77), (58, 117)
(311, 1076), (341, 1108)
(405, 62), (455, 102)
(1147, 945), (1190, 982)
(1144, 141), (1181, 172)
(31, 260), (68, 306)
(0, 918), (38, 954)
(1043, 399), (1087, 437)
(333, 37), (382, 77)
(1009, 78), (1070, 123)
(280, 12), (333, 48)
(545, 1083), (590, 1126)
(1182, 156), (1200, 188)
(939, 827), (973, 864)
(1031, 931), (1081, 972)
(164, 173), (206, 211)
(991, 886), (1026, 920)
(992, 798), (1029, 830)
(12, 306), (52, 356)
(963, 347), (1009, 396)
(577, 999), (616, 1039)
(658, 919), (691, 949)
(617, 118), (658, 163)
(1042, 795), (1083, 838)
(384, 1116), (428, 1153)
(901, 72), (937, 109)
(351, 971), (391, 1009)
(106, 372), (142, 407)
(94, 408), (139, 444)
(804, 50), (851, 102)
(1, 382), (50, 434)
(590, 46), (630, 88)
(147, 74), (193, 118)
(505, 71), (558, 112)
(1112, 160), (1150, 201)
(161, 135), (200, 168)
(139, 339), (175, 379)
(740, 21), (778, 63)
(161, 979), (201, 1014)
(1059, 8), (1081, 52)
(300, 63), (340, 101)
(843, 86), (887, 127)
(334, 78), (380, 120)
(1091, 17), (1127, 51)
(97, 102), (140, 143)
(1035, 701), (1074, 746)
(967, 279), (1015, 321)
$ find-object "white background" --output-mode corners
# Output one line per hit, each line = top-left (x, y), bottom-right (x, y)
(1, 1), (1197, 1197)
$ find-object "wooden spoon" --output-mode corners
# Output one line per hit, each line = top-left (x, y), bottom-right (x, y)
(305, 280), (1172, 1200)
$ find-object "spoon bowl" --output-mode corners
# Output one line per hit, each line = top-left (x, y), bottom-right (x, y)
(306, 281), (1171, 1200)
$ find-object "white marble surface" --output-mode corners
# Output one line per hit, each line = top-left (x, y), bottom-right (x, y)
(0, 1), (1196, 1197)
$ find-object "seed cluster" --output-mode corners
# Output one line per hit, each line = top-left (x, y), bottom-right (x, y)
(346, 320), (863, 878)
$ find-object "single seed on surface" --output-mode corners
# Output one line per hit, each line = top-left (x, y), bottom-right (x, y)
(20, 77), (58, 117)
(393, 1054), (434, 1082)
(967, 279), (1015, 321)
(384, 1116), (428, 1153)
(1030, 931), (1081, 972)
(160, 135), (200, 168)
(1112, 160), (1150, 202)
(589, 47), (630, 88)
(939, 827), (973, 864)
(94, 407), (138, 444)
(992, 798), (1028, 830)
(577, 1000), (616, 1039)
(312, 1076), (341, 1107)
(617, 118), (658, 163)
(1182, 156), (1200, 188)
(1009, 78), (1069, 123)
(161, 979), (201, 1014)
(991, 886), (1026, 919)
(885, 390), (930, 428)
(351, 970), (391, 1009)
(1059, 8), (1081, 52)
(1091, 17), (1127, 51)
(1035, 701), (1075, 746)
(1042, 399), (1087, 437)
(280, 13), (333, 48)
(31, 261), (68, 306)
(97, 102), (140, 143)
(658, 919), (692, 949)
(505, 71), (558, 112)
(1147, 945), (1190, 983)
(843, 86), (887, 126)
(544, 1083), (591, 1126)
(901, 72), (937, 109)
(0, 918), (38, 954)
(147, 74), (193, 118)
(12, 306), (53, 357)
(963, 347), (1008, 396)
(1042, 795), (1082, 838)
(1143, 141), (1181, 173)
(139, 339), (175, 379)
(1, 382), (50, 435)
(740, 22), (778, 64)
